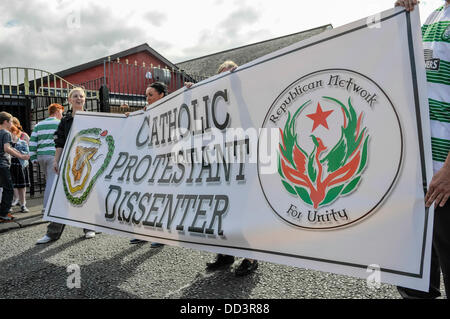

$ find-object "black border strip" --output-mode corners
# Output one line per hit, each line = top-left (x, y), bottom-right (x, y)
(47, 8), (429, 279)
(406, 11), (430, 278)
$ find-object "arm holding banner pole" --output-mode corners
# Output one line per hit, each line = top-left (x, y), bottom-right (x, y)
(426, 154), (450, 208)
(53, 147), (63, 175)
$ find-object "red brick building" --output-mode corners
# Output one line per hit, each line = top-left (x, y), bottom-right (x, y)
(54, 43), (189, 97)
(51, 24), (332, 107)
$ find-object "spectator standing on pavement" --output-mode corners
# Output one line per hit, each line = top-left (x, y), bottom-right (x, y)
(29, 103), (64, 212)
(36, 88), (97, 244)
(8, 124), (30, 213)
(395, 0), (450, 299)
(10, 117), (30, 209)
(0, 112), (30, 223)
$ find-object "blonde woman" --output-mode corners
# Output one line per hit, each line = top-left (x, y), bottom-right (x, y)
(184, 60), (238, 89)
(36, 87), (97, 244)
(216, 60), (238, 74)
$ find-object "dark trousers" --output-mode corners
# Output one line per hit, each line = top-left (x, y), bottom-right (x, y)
(398, 201), (450, 298)
(0, 166), (14, 217)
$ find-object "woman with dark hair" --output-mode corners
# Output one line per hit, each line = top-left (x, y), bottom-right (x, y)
(144, 82), (167, 110)
(122, 81), (168, 116)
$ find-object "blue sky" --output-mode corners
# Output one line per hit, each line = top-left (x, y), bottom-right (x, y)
(0, 0), (444, 73)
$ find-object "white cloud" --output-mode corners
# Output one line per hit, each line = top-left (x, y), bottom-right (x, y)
(143, 11), (168, 27)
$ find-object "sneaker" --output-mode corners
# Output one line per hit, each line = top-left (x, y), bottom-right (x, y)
(235, 259), (258, 277)
(11, 199), (19, 207)
(0, 214), (14, 223)
(20, 205), (30, 213)
(206, 254), (235, 271)
(84, 231), (96, 239)
(36, 235), (55, 244)
(130, 239), (146, 244)
(150, 242), (164, 248)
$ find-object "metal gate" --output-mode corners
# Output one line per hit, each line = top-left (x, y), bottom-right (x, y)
(102, 58), (208, 112)
(1, 63), (207, 196)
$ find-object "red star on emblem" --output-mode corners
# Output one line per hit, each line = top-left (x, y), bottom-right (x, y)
(306, 103), (334, 132)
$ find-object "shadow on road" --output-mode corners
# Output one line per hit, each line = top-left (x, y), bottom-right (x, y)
(177, 264), (261, 299)
(0, 236), (162, 298)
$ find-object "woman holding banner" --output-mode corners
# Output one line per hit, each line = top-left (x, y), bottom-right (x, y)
(121, 81), (167, 117)
(36, 87), (97, 244)
(128, 81), (168, 248)
(194, 60), (259, 277)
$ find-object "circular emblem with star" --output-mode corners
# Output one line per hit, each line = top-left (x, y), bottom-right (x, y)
(62, 128), (115, 206)
(258, 69), (403, 229)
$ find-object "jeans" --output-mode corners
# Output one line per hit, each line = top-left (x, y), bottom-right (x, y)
(0, 166), (14, 217)
(37, 155), (56, 209)
(46, 222), (93, 240)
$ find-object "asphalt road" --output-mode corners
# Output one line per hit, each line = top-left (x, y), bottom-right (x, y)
(0, 222), (445, 299)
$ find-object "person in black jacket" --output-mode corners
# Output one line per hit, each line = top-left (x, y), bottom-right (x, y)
(36, 87), (97, 244)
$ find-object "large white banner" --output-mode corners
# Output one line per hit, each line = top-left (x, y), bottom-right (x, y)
(46, 7), (434, 291)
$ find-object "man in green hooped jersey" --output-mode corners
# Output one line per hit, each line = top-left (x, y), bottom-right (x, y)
(395, 0), (450, 298)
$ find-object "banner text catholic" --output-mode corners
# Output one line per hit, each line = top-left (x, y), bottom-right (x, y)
(103, 88), (250, 237)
